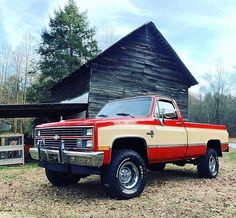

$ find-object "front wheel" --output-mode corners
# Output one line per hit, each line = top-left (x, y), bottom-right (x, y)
(197, 149), (219, 178)
(101, 149), (147, 199)
(45, 169), (81, 187)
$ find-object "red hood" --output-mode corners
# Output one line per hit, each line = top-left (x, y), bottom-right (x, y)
(36, 116), (152, 129)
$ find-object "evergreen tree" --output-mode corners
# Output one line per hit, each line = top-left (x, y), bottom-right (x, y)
(27, 0), (99, 102)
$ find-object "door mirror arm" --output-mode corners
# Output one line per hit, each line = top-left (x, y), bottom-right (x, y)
(159, 112), (165, 126)
(154, 112), (165, 126)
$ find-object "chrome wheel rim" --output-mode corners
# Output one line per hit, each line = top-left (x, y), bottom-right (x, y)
(118, 161), (139, 190)
(209, 155), (217, 176)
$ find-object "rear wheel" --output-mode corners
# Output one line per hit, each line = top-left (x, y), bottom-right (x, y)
(148, 163), (166, 172)
(45, 169), (81, 187)
(101, 149), (147, 199)
(197, 149), (219, 178)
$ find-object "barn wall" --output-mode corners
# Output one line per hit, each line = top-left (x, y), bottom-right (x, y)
(50, 67), (91, 103)
(88, 27), (189, 118)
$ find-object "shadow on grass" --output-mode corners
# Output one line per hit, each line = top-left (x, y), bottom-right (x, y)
(40, 176), (108, 201)
(34, 167), (200, 202)
(147, 167), (199, 185)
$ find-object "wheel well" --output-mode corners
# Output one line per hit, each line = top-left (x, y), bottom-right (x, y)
(112, 137), (148, 163)
(207, 140), (222, 157)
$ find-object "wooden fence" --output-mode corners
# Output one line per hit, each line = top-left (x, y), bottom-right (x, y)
(0, 134), (24, 166)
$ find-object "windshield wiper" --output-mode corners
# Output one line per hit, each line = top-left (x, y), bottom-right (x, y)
(97, 114), (109, 118)
(116, 113), (135, 118)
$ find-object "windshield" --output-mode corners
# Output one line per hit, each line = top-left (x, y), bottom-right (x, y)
(96, 97), (152, 118)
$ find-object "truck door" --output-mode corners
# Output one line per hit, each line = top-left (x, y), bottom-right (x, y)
(152, 99), (188, 162)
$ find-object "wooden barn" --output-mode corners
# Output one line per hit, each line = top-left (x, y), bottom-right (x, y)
(50, 22), (198, 119)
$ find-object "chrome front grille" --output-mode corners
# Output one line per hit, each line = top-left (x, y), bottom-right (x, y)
(40, 127), (83, 137)
(35, 126), (93, 150)
(44, 139), (77, 148)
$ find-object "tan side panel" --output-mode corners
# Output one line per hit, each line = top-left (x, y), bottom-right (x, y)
(98, 125), (156, 148)
(98, 124), (187, 149)
(186, 128), (229, 144)
(155, 126), (187, 146)
(98, 125), (228, 150)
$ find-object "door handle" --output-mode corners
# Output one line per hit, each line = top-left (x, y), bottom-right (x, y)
(176, 122), (183, 126)
(146, 130), (155, 138)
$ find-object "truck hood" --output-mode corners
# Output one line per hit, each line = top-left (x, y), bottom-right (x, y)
(36, 117), (151, 129)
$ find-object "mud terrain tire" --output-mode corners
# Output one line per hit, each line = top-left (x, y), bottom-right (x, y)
(197, 149), (219, 178)
(101, 149), (147, 199)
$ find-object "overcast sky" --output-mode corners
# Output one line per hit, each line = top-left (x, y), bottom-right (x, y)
(0, 0), (235, 93)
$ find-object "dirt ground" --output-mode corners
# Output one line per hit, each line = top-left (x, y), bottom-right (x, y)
(0, 150), (236, 218)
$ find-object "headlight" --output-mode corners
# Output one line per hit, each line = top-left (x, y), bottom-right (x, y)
(84, 140), (93, 148)
(76, 139), (93, 148)
(85, 128), (93, 136)
(35, 130), (40, 136)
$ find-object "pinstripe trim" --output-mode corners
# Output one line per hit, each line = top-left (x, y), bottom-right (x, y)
(187, 143), (206, 147)
(148, 145), (159, 148)
(148, 143), (206, 148)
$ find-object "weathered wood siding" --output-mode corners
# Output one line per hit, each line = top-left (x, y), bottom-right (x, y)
(50, 24), (194, 119)
(89, 27), (189, 118)
(51, 66), (90, 103)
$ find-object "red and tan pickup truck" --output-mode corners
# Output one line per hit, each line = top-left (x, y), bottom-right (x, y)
(30, 96), (229, 199)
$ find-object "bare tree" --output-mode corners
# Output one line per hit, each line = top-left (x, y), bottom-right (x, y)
(202, 65), (227, 124)
(0, 42), (12, 104)
(21, 35), (37, 104)
(12, 35), (38, 132)
(99, 25), (116, 49)
(0, 35), (38, 133)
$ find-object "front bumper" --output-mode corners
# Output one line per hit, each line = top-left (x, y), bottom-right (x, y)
(29, 147), (104, 167)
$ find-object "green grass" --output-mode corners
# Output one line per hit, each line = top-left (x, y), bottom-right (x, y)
(224, 149), (236, 162)
(65, 214), (81, 218)
(0, 163), (38, 171)
(3, 174), (20, 182)
(229, 138), (236, 143)
(0, 163), (38, 182)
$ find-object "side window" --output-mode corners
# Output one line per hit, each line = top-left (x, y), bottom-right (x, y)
(158, 100), (178, 119)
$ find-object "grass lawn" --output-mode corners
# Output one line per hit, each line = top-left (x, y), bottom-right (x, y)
(229, 138), (236, 143)
(0, 152), (235, 217)
(224, 148), (236, 161)
(0, 162), (38, 171)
